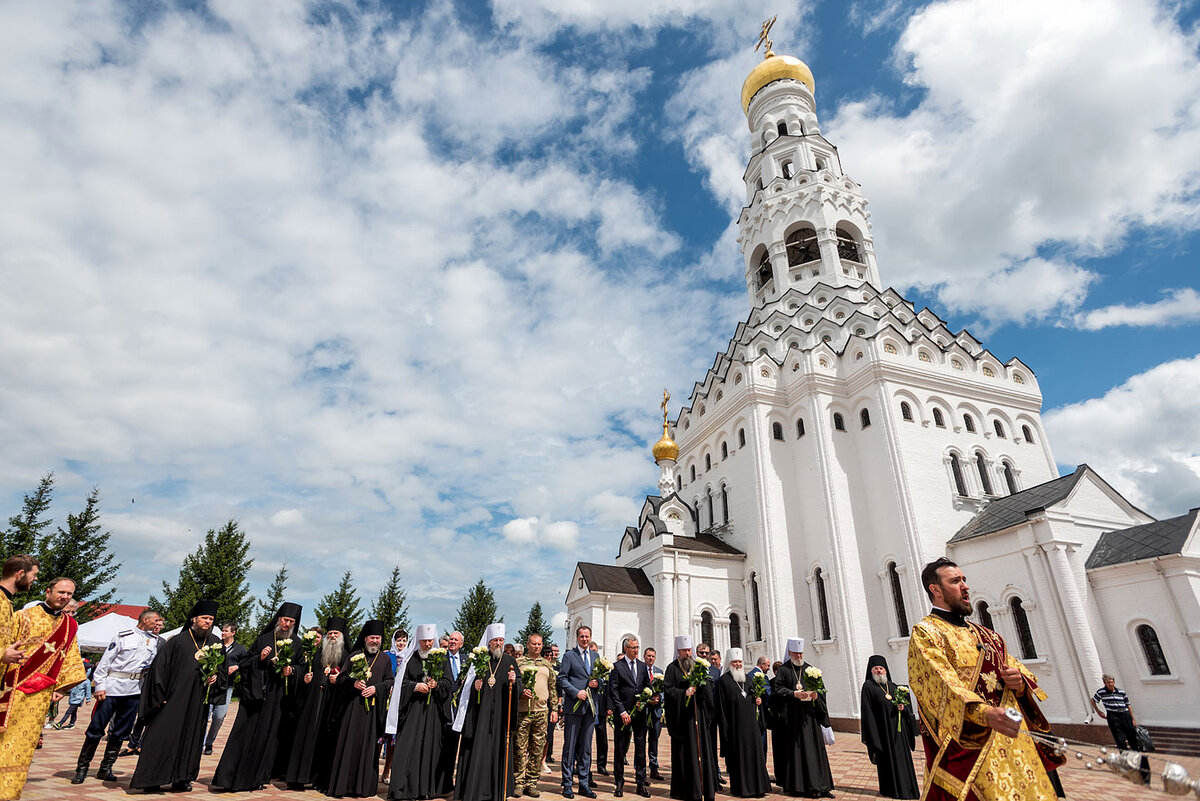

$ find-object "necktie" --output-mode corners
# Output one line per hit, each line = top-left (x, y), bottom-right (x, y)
(451, 653), (459, 679)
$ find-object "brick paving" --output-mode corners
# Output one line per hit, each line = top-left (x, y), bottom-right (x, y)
(20, 704), (1199, 799)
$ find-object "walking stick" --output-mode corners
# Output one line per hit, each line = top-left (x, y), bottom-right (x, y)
(503, 673), (514, 800)
(694, 694), (704, 795)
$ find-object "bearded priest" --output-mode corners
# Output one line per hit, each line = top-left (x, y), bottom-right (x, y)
(662, 635), (716, 801)
(388, 623), (454, 800)
(454, 622), (523, 801)
(326, 619), (395, 798)
(285, 617), (349, 790)
(859, 655), (918, 799)
(713, 649), (769, 798)
(767, 637), (833, 798)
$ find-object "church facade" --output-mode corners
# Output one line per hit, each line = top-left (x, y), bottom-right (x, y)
(566, 50), (1200, 729)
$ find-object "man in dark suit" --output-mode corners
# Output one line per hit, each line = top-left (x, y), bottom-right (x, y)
(643, 648), (665, 781)
(592, 644), (609, 780)
(745, 655), (772, 752)
(696, 643), (725, 787)
(558, 626), (600, 798)
(608, 637), (655, 797)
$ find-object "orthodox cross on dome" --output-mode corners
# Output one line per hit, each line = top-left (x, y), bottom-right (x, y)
(660, 388), (671, 428)
(755, 15), (777, 59)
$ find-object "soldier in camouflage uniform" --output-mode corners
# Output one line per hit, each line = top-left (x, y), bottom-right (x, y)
(516, 633), (559, 797)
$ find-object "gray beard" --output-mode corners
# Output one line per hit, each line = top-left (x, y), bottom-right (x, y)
(679, 657), (694, 673)
(321, 638), (347, 666)
(789, 656), (803, 667)
(418, 648), (431, 660)
(490, 646), (504, 660)
(730, 667), (746, 683)
(366, 643), (380, 655)
(873, 673), (888, 686)
(274, 624), (289, 641)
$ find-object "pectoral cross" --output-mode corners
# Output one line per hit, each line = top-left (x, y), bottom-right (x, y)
(756, 16), (777, 56)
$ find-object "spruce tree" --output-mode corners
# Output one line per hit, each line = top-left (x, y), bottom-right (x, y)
(36, 487), (122, 621)
(149, 519), (255, 632)
(517, 601), (556, 650)
(254, 562), (290, 633)
(3, 472), (55, 559)
(314, 571), (364, 640)
(453, 578), (501, 648)
(370, 565), (411, 637)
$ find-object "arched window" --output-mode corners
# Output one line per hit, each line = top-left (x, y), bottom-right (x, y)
(706, 488), (714, 528)
(738, 428), (746, 447)
(860, 408), (871, 429)
(730, 613), (742, 649)
(781, 160), (795, 179)
(933, 408), (945, 428)
(964, 414), (976, 433)
(1137, 624), (1171, 675)
(721, 485), (729, 524)
(786, 226), (820, 266)
(950, 454), (967, 496)
(833, 413), (845, 431)
(975, 451), (994, 495)
(887, 562), (909, 636)
(776, 120), (788, 137)
(772, 422), (784, 440)
(1003, 462), (1018, 495)
(1022, 424), (1034, 443)
(814, 568), (832, 640)
(836, 226), (862, 262)
(751, 573), (763, 641)
(993, 419), (1006, 438)
(976, 601), (994, 630)
(720, 441), (728, 460)
(700, 611), (714, 649)
(676, 475), (682, 491)
(901, 401), (913, 421)
(757, 251), (773, 291)
(1010, 597), (1036, 659)
(689, 464), (696, 482)
(796, 418), (806, 437)
(705, 453), (712, 471)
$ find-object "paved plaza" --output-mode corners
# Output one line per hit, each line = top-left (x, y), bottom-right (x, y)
(19, 704), (1199, 800)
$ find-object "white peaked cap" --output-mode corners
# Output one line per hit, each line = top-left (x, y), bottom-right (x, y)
(485, 623), (506, 642)
(416, 623), (437, 640)
(674, 634), (693, 651)
(727, 648), (743, 663)
(786, 637), (805, 654)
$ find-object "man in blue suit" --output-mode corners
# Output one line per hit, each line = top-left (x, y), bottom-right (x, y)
(558, 625), (600, 798)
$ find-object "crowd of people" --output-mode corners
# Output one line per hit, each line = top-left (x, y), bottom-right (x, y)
(0, 553), (1132, 801)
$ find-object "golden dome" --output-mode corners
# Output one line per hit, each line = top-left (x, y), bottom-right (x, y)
(652, 422), (679, 462)
(741, 52), (815, 113)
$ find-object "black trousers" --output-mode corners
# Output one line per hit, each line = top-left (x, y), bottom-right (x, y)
(648, 719), (661, 770)
(1108, 711), (1151, 782)
(84, 695), (140, 743)
(595, 713), (608, 768)
(613, 720), (648, 788)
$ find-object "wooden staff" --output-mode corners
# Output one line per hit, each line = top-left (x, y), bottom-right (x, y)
(693, 687), (704, 793)
(503, 668), (514, 800)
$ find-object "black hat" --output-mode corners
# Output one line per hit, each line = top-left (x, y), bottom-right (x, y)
(350, 619), (386, 654)
(865, 654), (892, 684)
(259, 601), (304, 636)
(325, 616), (348, 637)
(188, 599), (219, 619)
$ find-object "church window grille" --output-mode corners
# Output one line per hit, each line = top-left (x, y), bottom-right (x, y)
(706, 489), (714, 528)
(964, 414), (976, 433)
(1137, 625), (1171, 675)
(721, 485), (729, 524)
(1003, 462), (1018, 495)
(1022, 424), (1034, 443)
(932, 408), (945, 428)
(887, 562), (909, 636)
(901, 402), (913, 421)
(757, 251), (773, 291)
(975, 452), (994, 495)
(738, 428), (746, 447)
(777, 121), (788, 137)
(729, 613), (742, 649)
(833, 413), (845, 431)
(772, 421), (784, 440)
(690, 465), (696, 481)
(1010, 597), (1036, 659)
(982, 366), (995, 377)
(751, 573), (763, 641)
(796, 418), (806, 437)
(860, 408), (871, 428)
(836, 227), (863, 263)
(814, 568), (832, 640)
(884, 343), (898, 354)
(700, 611), (714, 649)
(705, 454), (712, 471)
(993, 420), (1006, 438)
(919, 351), (932, 362)
(976, 601), (994, 630)
(721, 441), (728, 460)
(950, 454), (967, 496)
(786, 226), (820, 266)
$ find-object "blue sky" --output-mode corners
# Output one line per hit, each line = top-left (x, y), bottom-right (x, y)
(2, 0), (1199, 636)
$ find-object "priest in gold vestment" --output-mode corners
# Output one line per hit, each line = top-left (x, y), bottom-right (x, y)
(0, 577), (86, 800)
(908, 558), (1061, 801)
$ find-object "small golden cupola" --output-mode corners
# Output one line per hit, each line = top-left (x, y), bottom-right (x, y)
(740, 15), (815, 113)
(651, 389), (679, 463)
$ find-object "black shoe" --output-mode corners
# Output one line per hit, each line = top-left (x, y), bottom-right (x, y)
(650, 771), (664, 781)
(170, 780), (193, 792)
(70, 770), (87, 785)
(97, 768), (117, 781)
(636, 786), (650, 797)
(561, 789), (574, 799)
(595, 768), (609, 776)
(203, 746), (213, 756)
(614, 788), (624, 797)
(119, 747), (141, 757)
(578, 788), (596, 799)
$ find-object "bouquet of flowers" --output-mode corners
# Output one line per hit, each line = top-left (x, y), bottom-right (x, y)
(423, 647), (448, 705)
(348, 652), (373, 711)
(628, 687), (655, 727)
(893, 685), (910, 732)
(801, 665), (826, 694)
(573, 656), (613, 713)
(301, 630), (320, 672)
(469, 646), (492, 703)
(274, 638), (294, 694)
(521, 666), (538, 693)
(749, 671), (769, 720)
(195, 642), (225, 704)
(684, 657), (709, 706)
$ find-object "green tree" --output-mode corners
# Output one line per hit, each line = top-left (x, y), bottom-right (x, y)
(516, 601), (556, 651)
(253, 562), (290, 633)
(314, 571), (364, 640)
(453, 578), (501, 648)
(3, 472), (55, 562)
(370, 565), (411, 638)
(149, 520), (255, 633)
(36, 487), (122, 621)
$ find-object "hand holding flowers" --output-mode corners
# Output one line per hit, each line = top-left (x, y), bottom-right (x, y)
(469, 646), (491, 703)
(274, 638), (294, 694)
(301, 630), (320, 672)
(195, 643), (225, 703)
(348, 652), (373, 710)
(892, 685), (911, 731)
(422, 648), (448, 705)
(684, 657), (709, 706)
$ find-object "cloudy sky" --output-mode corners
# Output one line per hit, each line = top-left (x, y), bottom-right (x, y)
(2, 0), (1199, 633)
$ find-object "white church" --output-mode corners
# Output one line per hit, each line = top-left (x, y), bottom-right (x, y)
(565, 47), (1200, 739)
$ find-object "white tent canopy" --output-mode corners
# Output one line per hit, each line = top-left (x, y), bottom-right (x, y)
(76, 613), (139, 651)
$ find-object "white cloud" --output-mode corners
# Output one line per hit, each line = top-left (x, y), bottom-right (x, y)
(270, 509), (304, 527)
(1073, 288), (1200, 330)
(1044, 355), (1200, 517)
(501, 517), (581, 551)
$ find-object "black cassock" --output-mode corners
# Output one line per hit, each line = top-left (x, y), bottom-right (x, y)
(283, 649), (337, 787)
(211, 630), (303, 790)
(389, 652), (454, 799)
(767, 661), (833, 797)
(663, 660), (717, 801)
(859, 656), (918, 800)
(326, 648), (395, 798)
(454, 654), (522, 801)
(129, 627), (227, 790)
(714, 673), (770, 798)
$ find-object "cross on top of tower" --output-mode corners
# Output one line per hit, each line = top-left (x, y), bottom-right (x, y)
(756, 16), (777, 58)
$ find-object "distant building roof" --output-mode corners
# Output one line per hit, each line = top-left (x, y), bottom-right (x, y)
(950, 466), (1089, 543)
(93, 604), (150, 619)
(1086, 509), (1198, 569)
(577, 563), (654, 596)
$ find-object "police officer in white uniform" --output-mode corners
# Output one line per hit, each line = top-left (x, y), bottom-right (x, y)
(71, 608), (163, 784)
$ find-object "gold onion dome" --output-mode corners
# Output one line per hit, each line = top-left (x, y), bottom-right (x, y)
(652, 423), (680, 462)
(741, 52), (815, 113)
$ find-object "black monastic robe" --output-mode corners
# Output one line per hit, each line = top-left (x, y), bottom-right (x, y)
(663, 660), (717, 801)
(767, 661), (834, 797)
(211, 629), (303, 790)
(129, 627), (227, 789)
(389, 652), (454, 799)
(714, 673), (770, 798)
(860, 674), (919, 799)
(454, 653), (522, 801)
(284, 648), (337, 787)
(325, 648), (395, 798)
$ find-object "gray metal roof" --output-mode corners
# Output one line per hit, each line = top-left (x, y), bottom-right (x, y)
(1085, 509), (1197, 569)
(949, 467), (1087, 543)
(667, 532), (745, 555)
(577, 563), (654, 596)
